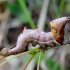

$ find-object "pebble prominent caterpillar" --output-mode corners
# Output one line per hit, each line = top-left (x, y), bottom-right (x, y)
(1, 17), (70, 56)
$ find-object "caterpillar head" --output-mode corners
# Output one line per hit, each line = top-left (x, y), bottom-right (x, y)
(50, 17), (70, 44)
(0, 48), (9, 56)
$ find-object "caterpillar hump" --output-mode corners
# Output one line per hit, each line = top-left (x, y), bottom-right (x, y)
(50, 17), (70, 44)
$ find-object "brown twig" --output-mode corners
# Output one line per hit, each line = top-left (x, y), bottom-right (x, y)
(37, 51), (41, 70)
(23, 54), (36, 70)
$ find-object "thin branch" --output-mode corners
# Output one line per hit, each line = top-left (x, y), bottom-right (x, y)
(0, 47), (40, 66)
(37, 51), (41, 70)
(59, 47), (66, 70)
(23, 54), (36, 70)
(0, 51), (29, 66)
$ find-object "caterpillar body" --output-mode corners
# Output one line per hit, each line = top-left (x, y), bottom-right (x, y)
(1, 17), (70, 56)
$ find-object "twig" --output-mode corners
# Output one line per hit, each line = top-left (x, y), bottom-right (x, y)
(37, 51), (41, 70)
(0, 51), (30, 66)
(23, 54), (36, 70)
(0, 47), (40, 67)
(59, 47), (66, 70)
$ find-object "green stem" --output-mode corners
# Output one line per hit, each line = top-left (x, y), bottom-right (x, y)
(18, 0), (35, 28)
(0, 51), (29, 66)
(23, 53), (36, 70)
(0, 47), (40, 66)
(37, 51), (42, 70)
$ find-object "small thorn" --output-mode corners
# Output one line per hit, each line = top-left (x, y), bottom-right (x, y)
(22, 26), (27, 33)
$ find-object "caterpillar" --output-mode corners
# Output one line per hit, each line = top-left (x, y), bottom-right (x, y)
(1, 17), (70, 56)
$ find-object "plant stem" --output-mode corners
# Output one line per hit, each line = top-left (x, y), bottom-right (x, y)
(18, 0), (35, 28)
(0, 51), (29, 66)
(0, 47), (40, 66)
(37, 51), (42, 70)
(23, 53), (36, 70)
